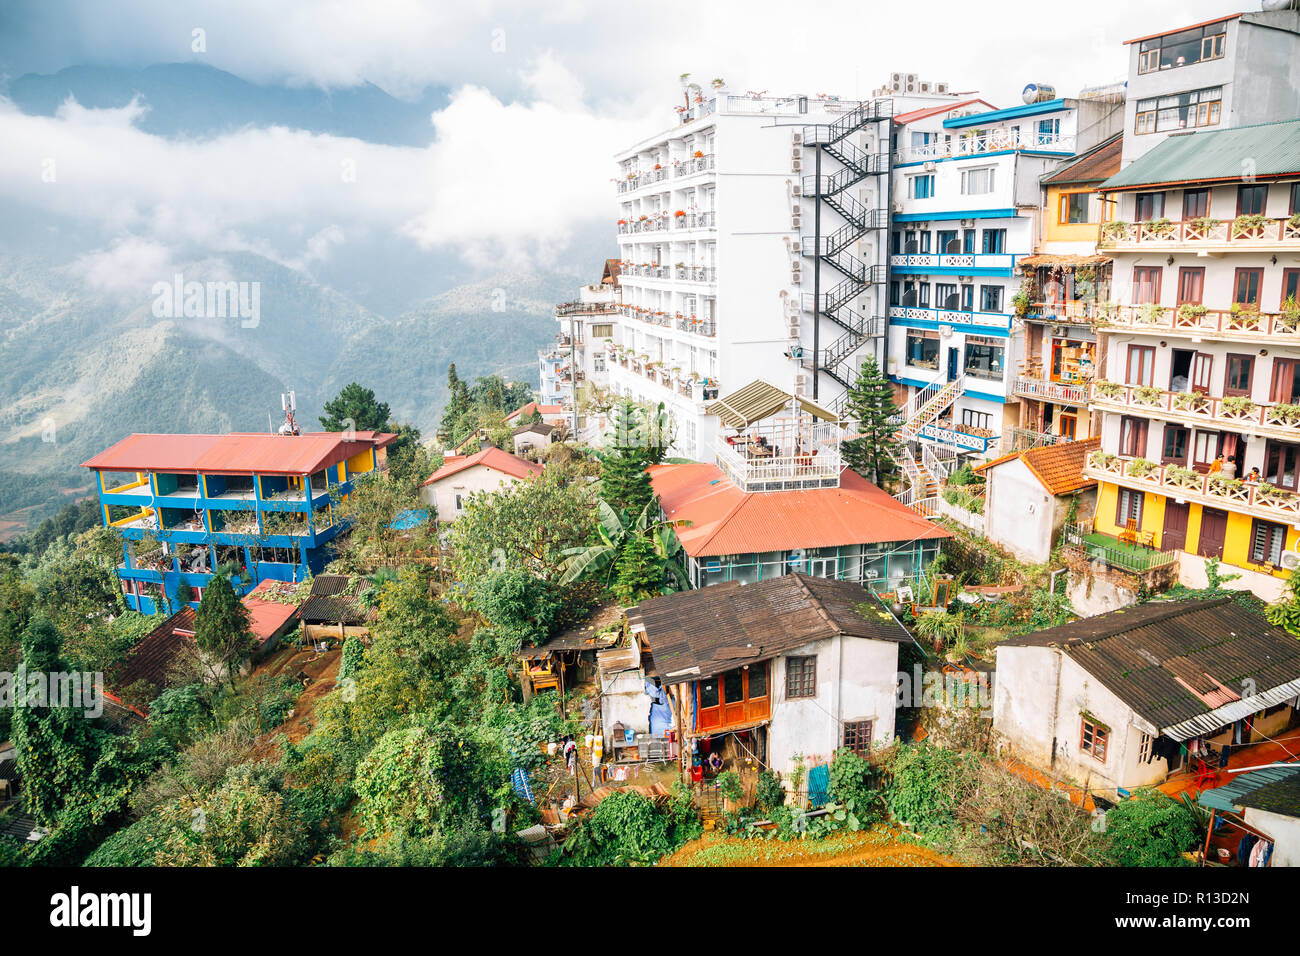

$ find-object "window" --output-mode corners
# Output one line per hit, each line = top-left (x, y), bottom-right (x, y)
(1284, 269), (1300, 310)
(1265, 441), (1300, 492)
(1138, 733), (1153, 764)
(1132, 266), (1162, 304)
(964, 336), (1005, 380)
(786, 656), (817, 699)
(917, 282), (931, 308)
(889, 280), (900, 307)
(962, 167), (996, 195)
(1193, 431), (1222, 469)
(962, 229), (976, 254)
(909, 174), (935, 199)
(748, 663), (768, 698)
(890, 231), (902, 255)
(906, 331), (940, 370)
(981, 229), (1006, 254)
(1182, 188), (1209, 220)
(454, 493), (466, 512)
(1119, 416), (1149, 457)
(1116, 489), (1142, 526)
(842, 720), (874, 755)
(1250, 520), (1289, 567)
(1162, 424), (1189, 464)
(1059, 191), (1093, 224)
(1134, 192), (1165, 222)
(960, 408), (992, 431)
(918, 231), (932, 253)
(1126, 345), (1156, 386)
(1237, 184), (1268, 217)
(1134, 87), (1222, 133)
(979, 285), (1003, 313)
(937, 229), (959, 253)
(935, 283), (959, 310)
(903, 230), (919, 253)
(960, 284), (974, 311)
(1292, 182), (1300, 216)
(699, 679), (719, 708)
(1233, 268), (1263, 308)
(590, 323), (613, 337)
(1224, 354), (1254, 397)
(1036, 117), (1061, 145)
(1176, 267), (1204, 306)
(1137, 22), (1227, 74)
(1080, 717), (1109, 762)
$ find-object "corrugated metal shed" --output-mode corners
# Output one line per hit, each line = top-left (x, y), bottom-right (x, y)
(1198, 764), (1300, 814)
(1101, 119), (1300, 191)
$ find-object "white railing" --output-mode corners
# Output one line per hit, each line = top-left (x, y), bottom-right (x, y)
(923, 443), (959, 484)
(893, 130), (1075, 164)
(1013, 375), (1089, 405)
(715, 442), (841, 492)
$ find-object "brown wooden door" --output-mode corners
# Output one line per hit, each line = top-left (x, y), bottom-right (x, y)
(721, 668), (746, 727)
(1162, 501), (1190, 551)
(1198, 508), (1228, 559)
(1190, 353), (1214, 394)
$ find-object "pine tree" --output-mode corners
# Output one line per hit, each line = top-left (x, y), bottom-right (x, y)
(599, 400), (658, 516)
(439, 364), (470, 445)
(612, 532), (661, 604)
(194, 575), (255, 688)
(842, 355), (904, 487)
(319, 382), (391, 432)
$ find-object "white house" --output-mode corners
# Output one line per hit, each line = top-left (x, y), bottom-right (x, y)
(994, 598), (1300, 795)
(627, 572), (911, 775)
(418, 446), (543, 522)
(976, 436), (1099, 564)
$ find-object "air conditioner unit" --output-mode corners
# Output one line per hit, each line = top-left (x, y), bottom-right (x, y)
(906, 73), (918, 85)
(891, 80), (903, 93)
(1281, 550), (1300, 571)
(792, 204), (802, 215)
(937, 82), (949, 94)
(791, 148), (802, 159)
(923, 161), (936, 172)
(906, 83), (916, 92)
(791, 159), (802, 172)
(792, 216), (802, 229)
(919, 81), (932, 93)
(961, 218), (975, 228)
(792, 132), (802, 145)
(891, 72), (903, 84)
(791, 184), (802, 197)
(892, 201), (904, 213)
(939, 324), (954, 338)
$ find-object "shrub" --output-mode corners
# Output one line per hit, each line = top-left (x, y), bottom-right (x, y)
(884, 743), (971, 838)
(338, 635), (365, 682)
(754, 770), (785, 812)
(828, 747), (880, 820)
(1101, 791), (1199, 867)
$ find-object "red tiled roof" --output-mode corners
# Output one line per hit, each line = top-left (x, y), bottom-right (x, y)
(979, 437), (1100, 496)
(241, 580), (300, 649)
(82, 431), (395, 476)
(649, 463), (951, 558)
(113, 608), (197, 693)
(505, 402), (563, 423)
(421, 446), (544, 486)
(893, 98), (996, 126)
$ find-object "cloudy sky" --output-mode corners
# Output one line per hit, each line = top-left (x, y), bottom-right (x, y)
(0, 0), (1238, 295)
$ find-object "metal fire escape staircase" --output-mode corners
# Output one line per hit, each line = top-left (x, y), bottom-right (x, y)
(888, 372), (967, 514)
(799, 101), (891, 405)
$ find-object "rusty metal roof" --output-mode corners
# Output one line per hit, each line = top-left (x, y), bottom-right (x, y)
(628, 572), (909, 686)
(1004, 598), (1300, 739)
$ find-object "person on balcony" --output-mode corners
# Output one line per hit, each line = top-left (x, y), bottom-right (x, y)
(1208, 455), (1224, 475)
(1246, 467), (1262, 485)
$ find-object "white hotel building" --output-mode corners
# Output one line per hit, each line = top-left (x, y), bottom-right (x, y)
(607, 87), (922, 461)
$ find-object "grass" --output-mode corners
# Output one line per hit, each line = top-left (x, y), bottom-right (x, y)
(659, 827), (959, 867)
(1081, 532), (1176, 572)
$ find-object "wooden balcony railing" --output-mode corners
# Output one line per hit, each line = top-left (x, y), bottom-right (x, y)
(1085, 451), (1300, 524)
(1091, 382), (1300, 440)
(1013, 376), (1089, 405)
(1097, 303), (1300, 344)
(1099, 216), (1300, 250)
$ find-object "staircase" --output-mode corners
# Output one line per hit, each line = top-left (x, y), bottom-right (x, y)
(800, 99), (892, 393)
(895, 373), (966, 444)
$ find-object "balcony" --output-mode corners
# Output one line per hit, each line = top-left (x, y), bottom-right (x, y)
(888, 305), (1014, 332)
(617, 217), (670, 235)
(889, 252), (1016, 273)
(915, 421), (1000, 454)
(1084, 451), (1300, 526)
(616, 166), (671, 195)
(1062, 520), (1179, 574)
(607, 346), (718, 402)
(893, 130), (1074, 164)
(715, 421), (843, 493)
(1090, 382), (1300, 444)
(618, 305), (717, 338)
(1099, 216), (1300, 253)
(1013, 375), (1089, 406)
(673, 211), (716, 232)
(674, 153), (715, 178)
(1097, 303), (1300, 346)
(555, 301), (619, 317)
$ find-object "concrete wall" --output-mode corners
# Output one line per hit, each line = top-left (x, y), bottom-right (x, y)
(995, 645), (1169, 791)
(766, 636), (898, 772)
(985, 457), (1056, 564)
(1244, 806), (1300, 867)
(418, 464), (526, 522)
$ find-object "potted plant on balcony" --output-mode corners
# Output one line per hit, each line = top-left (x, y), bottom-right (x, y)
(1208, 474), (1244, 496)
(1134, 386), (1163, 406)
(1177, 302), (1208, 322)
(1138, 302), (1166, 325)
(1187, 215), (1220, 237)
(1171, 391), (1209, 413)
(1221, 395), (1256, 418)
(1146, 216), (1175, 237)
(1232, 213), (1268, 238)
(1088, 450), (1116, 469)
(1101, 220), (1128, 241)
(693, 149), (704, 158)
(673, 210), (686, 218)
(1165, 465), (1200, 489)
(1126, 457), (1157, 478)
(1094, 379), (1123, 400)
(1271, 402), (1300, 425)
(1280, 295), (1300, 331)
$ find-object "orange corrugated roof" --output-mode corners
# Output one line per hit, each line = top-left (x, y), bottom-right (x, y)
(82, 431), (394, 476)
(981, 437), (1100, 496)
(894, 98), (996, 126)
(505, 401), (563, 423)
(649, 463), (950, 558)
(421, 446), (543, 486)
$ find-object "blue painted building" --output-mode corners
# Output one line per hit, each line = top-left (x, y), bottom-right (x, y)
(83, 430), (396, 614)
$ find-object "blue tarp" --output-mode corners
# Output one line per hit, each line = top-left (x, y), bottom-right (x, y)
(388, 508), (431, 531)
(645, 679), (673, 736)
(807, 764), (830, 809)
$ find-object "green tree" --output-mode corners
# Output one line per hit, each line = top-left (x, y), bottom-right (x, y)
(1101, 791), (1200, 867)
(194, 575), (255, 688)
(842, 355), (903, 487)
(558, 498), (688, 597)
(319, 382), (392, 432)
(599, 400), (668, 515)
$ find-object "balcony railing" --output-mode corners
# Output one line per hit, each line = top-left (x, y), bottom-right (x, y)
(1098, 304), (1300, 345)
(1090, 382), (1300, 442)
(618, 305), (717, 338)
(555, 301), (619, 317)
(674, 154), (715, 177)
(915, 422), (999, 454)
(889, 252), (1016, 272)
(893, 130), (1074, 164)
(888, 305), (1014, 331)
(1002, 428), (1075, 453)
(673, 211), (716, 231)
(1099, 216), (1300, 251)
(1062, 520), (1179, 574)
(1013, 375), (1089, 405)
(715, 437), (842, 493)
(617, 217), (670, 235)
(1084, 452), (1300, 525)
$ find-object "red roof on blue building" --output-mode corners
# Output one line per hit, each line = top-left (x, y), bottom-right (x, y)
(82, 431), (395, 476)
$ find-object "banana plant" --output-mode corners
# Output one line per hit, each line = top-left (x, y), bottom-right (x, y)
(558, 498), (689, 592)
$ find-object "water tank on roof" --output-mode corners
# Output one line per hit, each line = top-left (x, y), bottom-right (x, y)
(1022, 83), (1056, 104)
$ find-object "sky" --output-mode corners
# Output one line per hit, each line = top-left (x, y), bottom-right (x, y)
(0, 0), (1243, 292)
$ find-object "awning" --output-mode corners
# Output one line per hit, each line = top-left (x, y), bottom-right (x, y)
(1162, 676), (1300, 742)
(1198, 765), (1300, 814)
(1018, 254), (1111, 268)
(705, 379), (837, 429)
